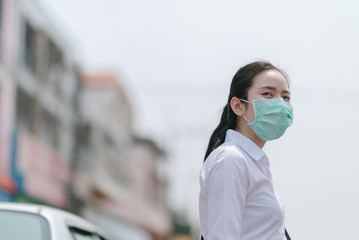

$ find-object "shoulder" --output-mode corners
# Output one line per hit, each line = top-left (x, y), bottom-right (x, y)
(208, 141), (246, 163)
(204, 141), (248, 174)
(200, 141), (250, 189)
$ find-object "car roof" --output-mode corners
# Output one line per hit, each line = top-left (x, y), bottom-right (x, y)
(0, 201), (44, 213)
(0, 202), (109, 239)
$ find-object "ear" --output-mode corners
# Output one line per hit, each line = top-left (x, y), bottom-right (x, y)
(230, 97), (246, 117)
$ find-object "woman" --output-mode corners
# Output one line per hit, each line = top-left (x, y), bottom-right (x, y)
(199, 60), (293, 240)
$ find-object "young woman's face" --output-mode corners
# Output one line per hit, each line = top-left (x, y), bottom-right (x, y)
(234, 69), (290, 146)
(244, 69), (290, 122)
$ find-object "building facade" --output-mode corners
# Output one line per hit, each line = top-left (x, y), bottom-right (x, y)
(0, 1), (171, 239)
(0, 0), (17, 201)
(79, 74), (171, 240)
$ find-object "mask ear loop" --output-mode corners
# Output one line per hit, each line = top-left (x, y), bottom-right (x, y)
(239, 99), (253, 124)
(242, 116), (252, 124)
(239, 98), (251, 104)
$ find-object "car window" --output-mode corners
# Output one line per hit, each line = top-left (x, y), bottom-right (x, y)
(72, 232), (96, 240)
(0, 210), (50, 240)
(69, 226), (106, 240)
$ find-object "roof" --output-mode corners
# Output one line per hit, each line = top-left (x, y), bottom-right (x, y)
(81, 74), (119, 86)
(81, 73), (132, 108)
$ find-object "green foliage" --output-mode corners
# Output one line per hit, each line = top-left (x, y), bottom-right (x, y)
(171, 211), (192, 235)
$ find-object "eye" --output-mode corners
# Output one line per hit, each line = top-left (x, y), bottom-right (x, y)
(282, 95), (291, 102)
(263, 92), (272, 97)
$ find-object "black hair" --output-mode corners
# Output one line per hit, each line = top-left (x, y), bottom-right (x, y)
(203, 60), (288, 161)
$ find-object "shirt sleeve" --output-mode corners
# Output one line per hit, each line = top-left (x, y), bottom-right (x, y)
(206, 151), (248, 240)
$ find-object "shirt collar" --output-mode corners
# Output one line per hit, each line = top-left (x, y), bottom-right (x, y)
(225, 129), (266, 161)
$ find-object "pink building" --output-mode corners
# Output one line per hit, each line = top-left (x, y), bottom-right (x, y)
(0, 0), (81, 206)
(0, 0), (17, 200)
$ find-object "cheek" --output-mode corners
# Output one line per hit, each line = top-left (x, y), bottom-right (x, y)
(245, 105), (256, 120)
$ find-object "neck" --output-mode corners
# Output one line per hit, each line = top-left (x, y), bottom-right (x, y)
(236, 120), (266, 148)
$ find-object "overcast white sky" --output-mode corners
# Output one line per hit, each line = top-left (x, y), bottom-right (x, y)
(40, 0), (359, 239)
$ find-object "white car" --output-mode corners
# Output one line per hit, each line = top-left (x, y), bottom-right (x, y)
(0, 202), (111, 240)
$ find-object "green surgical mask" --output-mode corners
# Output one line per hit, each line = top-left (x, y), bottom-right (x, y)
(241, 98), (293, 141)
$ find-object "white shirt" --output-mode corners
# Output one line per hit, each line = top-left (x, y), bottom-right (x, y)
(199, 129), (286, 240)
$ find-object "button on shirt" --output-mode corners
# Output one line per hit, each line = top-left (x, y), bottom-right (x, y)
(199, 129), (285, 240)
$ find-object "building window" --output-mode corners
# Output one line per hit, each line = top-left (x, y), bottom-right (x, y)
(16, 87), (36, 134)
(42, 110), (59, 149)
(24, 22), (37, 74)
(47, 39), (64, 97)
(16, 87), (60, 149)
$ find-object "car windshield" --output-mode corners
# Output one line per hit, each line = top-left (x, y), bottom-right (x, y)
(0, 210), (50, 240)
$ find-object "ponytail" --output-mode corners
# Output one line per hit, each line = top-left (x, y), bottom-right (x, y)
(204, 102), (236, 161)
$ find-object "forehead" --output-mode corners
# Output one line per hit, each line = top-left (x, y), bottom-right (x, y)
(251, 69), (289, 90)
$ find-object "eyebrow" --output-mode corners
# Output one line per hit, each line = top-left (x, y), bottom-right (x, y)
(259, 86), (291, 94)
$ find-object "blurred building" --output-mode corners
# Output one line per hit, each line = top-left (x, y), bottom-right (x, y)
(0, 0), (171, 239)
(0, 0), (17, 201)
(79, 74), (171, 240)
(0, 0), (80, 207)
